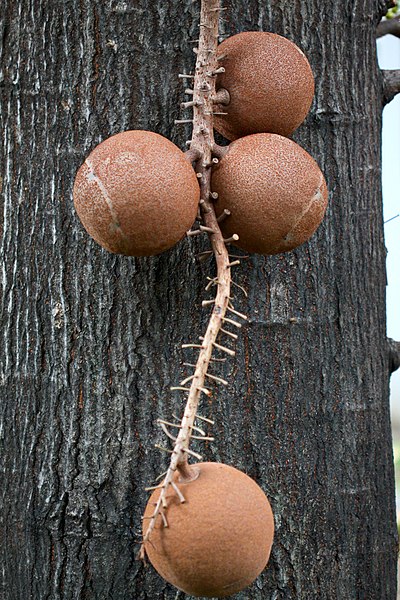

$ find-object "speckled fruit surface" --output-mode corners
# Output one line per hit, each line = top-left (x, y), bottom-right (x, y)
(212, 133), (328, 255)
(73, 130), (200, 256)
(143, 462), (274, 598)
(214, 31), (315, 140)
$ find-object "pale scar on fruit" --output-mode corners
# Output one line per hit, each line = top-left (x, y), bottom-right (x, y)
(282, 180), (326, 245)
(84, 158), (127, 237)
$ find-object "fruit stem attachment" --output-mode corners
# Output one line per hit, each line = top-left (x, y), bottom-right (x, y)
(140, 0), (234, 560)
(214, 88), (230, 106)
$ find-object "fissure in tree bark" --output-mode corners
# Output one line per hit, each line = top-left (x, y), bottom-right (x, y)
(0, 1), (397, 599)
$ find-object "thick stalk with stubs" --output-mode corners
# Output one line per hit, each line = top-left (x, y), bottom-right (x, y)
(139, 0), (242, 559)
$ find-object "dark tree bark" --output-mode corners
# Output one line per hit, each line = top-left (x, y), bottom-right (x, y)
(382, 69), (400, 105)
(0, 1), (397, 599)
(377, 15), (400, 38)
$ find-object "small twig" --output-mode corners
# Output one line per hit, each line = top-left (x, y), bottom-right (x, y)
(187, 228), (204, 237)
(222, 316), (242, 328)
(172, 415), (206, 435)
(155, 469), (169, 481)
(382, 69), (400, 104)
(205, 277), (218, 290)
(217, 209), (231, 223)
(203, 157), (219, 167)
(220, 327), (238, 340)
(213, 341), (235, 356)
(224, 234), (239, 243)
(182, 343), (205, 349)
(170, 386), (191, 392)
(196, 386), (212, 396)
(208, 66), (225, 76)
(377, 15), (400, 38)
(205, 372), (228, 385)
(184, 447), (203, 460)
(196, 250), (213, 260)
(199, 198), (211, 213)
(384, 214), (399, 224)
(158, 421), (178, 441)
(181, 100), (202, 109)
(171, 482), (186, 503)
(145, 482), (165, 491)
(231, 280), (248, 297)
(202, 299), (216, 306)
(196, 414), (215, 424)
(227, 305), (248, 320)
(155, 444), (174, 454)
(180, 374), (195, 386)
(200, 225), (217, 233)
(388, 338), (400, 373)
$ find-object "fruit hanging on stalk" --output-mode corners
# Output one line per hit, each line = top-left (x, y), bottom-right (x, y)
(143, 462), (274, 598)
(73, 130), (200, 256)
(214, 31), (315, 140)
(212, 133), (328, 255)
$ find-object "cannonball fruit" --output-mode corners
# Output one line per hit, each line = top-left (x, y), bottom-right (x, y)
(73, 130), (200, 256)
(143, 462), (274, 597)
(214, 32), (315, 140)
(212, 133), (328, 255)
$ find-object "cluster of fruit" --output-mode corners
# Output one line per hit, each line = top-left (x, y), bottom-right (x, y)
(213, 31), (328, 255)
(73, 32), (328, 258)
(73, 29), (328, 599)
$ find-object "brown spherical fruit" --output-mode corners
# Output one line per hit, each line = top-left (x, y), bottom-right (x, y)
(212, 133), (328, 255)
(143, 462), (274, 598)
(214, 32), (315, 140)
(73, 130), (200, 256)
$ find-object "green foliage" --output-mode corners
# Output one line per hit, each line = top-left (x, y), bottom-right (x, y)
(386, 1), (400, 18)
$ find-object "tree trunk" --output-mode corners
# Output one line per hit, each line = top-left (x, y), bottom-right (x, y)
(0, 1), (397, 598)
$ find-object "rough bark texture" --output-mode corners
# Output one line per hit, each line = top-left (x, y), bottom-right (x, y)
(0, 1), (397, 599)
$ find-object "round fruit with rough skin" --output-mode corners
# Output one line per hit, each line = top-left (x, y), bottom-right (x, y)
(214, 31), (315, 140)
(143, 462), (274, 598)
(73, 130), (200, 256)
(212, 133), (328, 255)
